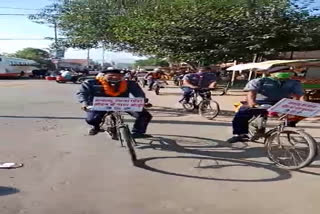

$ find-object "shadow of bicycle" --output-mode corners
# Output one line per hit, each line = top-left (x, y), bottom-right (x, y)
(135, 134), (292, 182)
(0, 186), (19, 196)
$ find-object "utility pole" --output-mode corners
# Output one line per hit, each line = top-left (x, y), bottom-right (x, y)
(54, 20), (58, 54)
(87, 48), (90, 68)
(102, 46), (105, 68)
(53, 20), (59, 70)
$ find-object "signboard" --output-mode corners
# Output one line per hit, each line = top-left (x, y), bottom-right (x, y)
(268, 98), (320, 117)
(55, 49), (65, 58)
(52, 59), (59, 64)
(92, 97), (145, 112)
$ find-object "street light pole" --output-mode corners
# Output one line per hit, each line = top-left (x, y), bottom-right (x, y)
(87, 48), (90, 68)
(102, 46), (105, 68)
(54, 20), (59, 70)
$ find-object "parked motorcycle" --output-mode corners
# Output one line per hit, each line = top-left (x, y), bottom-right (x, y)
(56, 74), (84, 84)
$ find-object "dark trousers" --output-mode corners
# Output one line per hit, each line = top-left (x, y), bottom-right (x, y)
(232, 106), (299, 135)
(148, 79), (155, 90)
(232, 106), (267, 135)
(86, 109), (152, 134)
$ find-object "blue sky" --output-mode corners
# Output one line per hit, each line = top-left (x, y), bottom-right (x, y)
(0, 0), (144, 63)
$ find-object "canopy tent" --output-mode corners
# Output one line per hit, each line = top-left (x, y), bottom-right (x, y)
(226, 59), (320, 86)
(227, 59), (320, 71)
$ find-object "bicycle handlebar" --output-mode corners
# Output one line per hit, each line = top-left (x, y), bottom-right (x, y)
(251, 104), (272, 110)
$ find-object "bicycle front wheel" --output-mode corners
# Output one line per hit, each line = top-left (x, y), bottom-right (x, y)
(266, 127), (317, 170)
(182, 97), (196, 112)
(199, 100), (220, 120)
(119, 125), (137, 165)
(155, 86), (160, 95)
(104, 115), (118, 140)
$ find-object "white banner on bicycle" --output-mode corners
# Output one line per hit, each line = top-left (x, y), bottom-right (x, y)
(268, 98), (320, 117)
(92, 97), (145, 112)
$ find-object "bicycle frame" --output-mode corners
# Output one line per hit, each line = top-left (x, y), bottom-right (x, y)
(102, 111), (137, 147)
(249, 113), (297, 140)
(191, 90), (212, 107)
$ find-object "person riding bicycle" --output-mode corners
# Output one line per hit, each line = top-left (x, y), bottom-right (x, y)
(145, 68), (165, 91)
(180, 67), (217, 103)
(77, 69), (153, 138)
(226, 66), (305, 143)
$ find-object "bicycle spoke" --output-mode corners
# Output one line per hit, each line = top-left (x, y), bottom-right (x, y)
(267, 128), (316, 170)
(291, 148), (307, 165)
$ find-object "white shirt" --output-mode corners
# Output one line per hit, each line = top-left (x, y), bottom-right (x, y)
(61, 70), (71, 77)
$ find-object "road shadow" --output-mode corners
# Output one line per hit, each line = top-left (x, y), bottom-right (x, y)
(0, 115), (84, 120)
(134, 156), (291, 182)
(148, 106), (188, 118)
(137, 134), (266, 159)
(134, 134), (292, 182)
(156, 92), (182, 96)
(0, 115), (231, 127)
(1, 115), (318, 129)
(137, 134), (320, 179)
(0, 187), (19, 196)
(219, 110), (235, 117)
(223, 93), (246, 96)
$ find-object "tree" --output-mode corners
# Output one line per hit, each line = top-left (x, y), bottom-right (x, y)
(134, 57), (169, 67)
(29, 1), (70, 52)
(10, 48), (54, 69)
(39, 0), (320, 65)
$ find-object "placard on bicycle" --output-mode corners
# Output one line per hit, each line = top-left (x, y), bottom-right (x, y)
(268, 98), (320, 117)
(92, 97), (145, 112)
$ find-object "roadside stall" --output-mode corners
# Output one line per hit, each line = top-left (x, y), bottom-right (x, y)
(226, 59), (320, 102)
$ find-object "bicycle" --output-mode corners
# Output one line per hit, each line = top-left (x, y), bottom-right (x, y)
(181, 88), (220, 120)
(245, 104), (317, 170)
(138, 77), (147, 88)
(152, 79), (168, 95)
(87, 106), (138, 165)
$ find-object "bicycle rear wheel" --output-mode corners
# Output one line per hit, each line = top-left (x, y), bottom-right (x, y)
(199, 100), (220, 120)
(154, 85), (160, 95)
(119, 125), (137, 165)
(266, 127), (317, 170)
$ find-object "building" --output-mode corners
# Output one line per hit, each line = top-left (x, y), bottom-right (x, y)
(53, 59), (94, 71)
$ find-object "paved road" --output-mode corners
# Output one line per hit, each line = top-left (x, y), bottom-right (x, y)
(1, 80), (320, 214)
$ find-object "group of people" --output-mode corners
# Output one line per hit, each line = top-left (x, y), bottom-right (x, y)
(76, 65), (310, 143)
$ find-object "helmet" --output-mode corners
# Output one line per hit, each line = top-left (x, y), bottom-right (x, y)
(268, 66), (291, 73)
(269, 66), (294, 79)
(154, 68), (161, 72)
(107, 67), (115, 70)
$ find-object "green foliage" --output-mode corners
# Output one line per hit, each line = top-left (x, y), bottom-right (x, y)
(10, 48), (54, 69)
(134, 57), (169, 67)
(34, 0), (320, 65)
